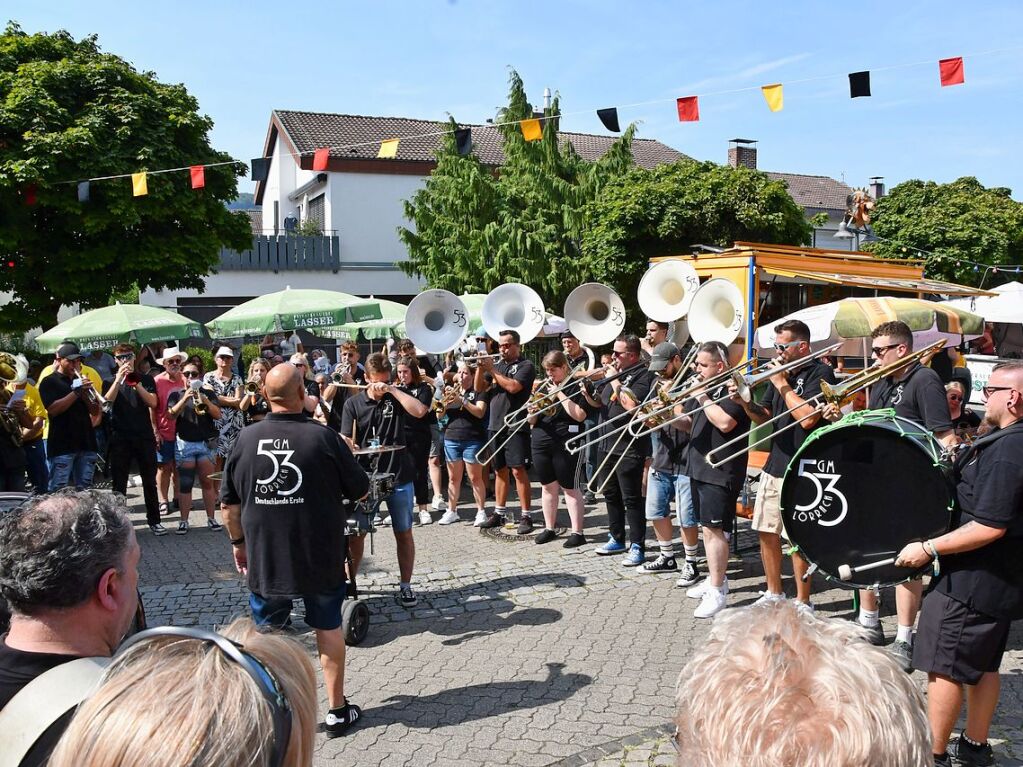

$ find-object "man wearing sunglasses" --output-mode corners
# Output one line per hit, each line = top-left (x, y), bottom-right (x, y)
(857, 321), (956, 670)
(732, 319), (836, 614)
(892, 361), (1023, 767)
(151, 347), (188, 517)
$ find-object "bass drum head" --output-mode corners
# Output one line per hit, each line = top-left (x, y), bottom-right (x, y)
(780, 414), (953, 589)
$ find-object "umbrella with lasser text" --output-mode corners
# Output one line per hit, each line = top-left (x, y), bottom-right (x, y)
(35, 303), (207, 353)
(205, 287), (381, 339)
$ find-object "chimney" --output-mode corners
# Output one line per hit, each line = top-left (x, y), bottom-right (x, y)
(869, 176), (885, 199)
(727, 138), (758, 169)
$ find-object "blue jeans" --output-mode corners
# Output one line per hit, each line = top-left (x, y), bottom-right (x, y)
(645, 468), (697, 529)
(48, 451), (99, 491)
(22, 440), (49, 494)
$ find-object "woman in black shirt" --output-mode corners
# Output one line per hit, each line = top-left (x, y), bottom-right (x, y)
(947, 380), (981, 439)
(395, 356), (437, 525)
(440, 364), (489, 526)
(167, 362), (222, 534)
(239, 358), (271, 425)
(527, 351), (589, 547)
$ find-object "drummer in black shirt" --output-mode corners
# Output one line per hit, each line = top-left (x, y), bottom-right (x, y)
(340, 352), (428, 608)
(526, 351), (589, 547)
(593, 334), (657, 566)
(861, 321), (956, 667)
(893, 361), (1023, 767)
(733, 319), (836, 611)
(221, 364), (369, 738)
(476, 330), (536, 533)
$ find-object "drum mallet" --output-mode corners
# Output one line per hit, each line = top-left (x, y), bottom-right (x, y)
(838, 558), (897, 581)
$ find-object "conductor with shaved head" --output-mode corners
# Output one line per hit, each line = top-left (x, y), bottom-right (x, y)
(221, 363), (370, 738)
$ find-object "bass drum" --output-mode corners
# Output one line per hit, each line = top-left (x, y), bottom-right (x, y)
(779, 411), (954, 589)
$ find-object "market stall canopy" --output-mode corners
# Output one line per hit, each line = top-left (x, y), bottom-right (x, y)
(758, 266), (992, 297)
(35, 303), (206, 354)
(754, 297), (983, 356)
(205, 288), (381, 338)
(943, 281), (1023, 324)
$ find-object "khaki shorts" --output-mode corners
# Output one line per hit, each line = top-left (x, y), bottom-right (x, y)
(752, 472), (785, 535)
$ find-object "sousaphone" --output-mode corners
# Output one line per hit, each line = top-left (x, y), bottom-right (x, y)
(564, 283), (627, 346)
(687, 278), (745, 345)
(480, 284), (546, 344)
(404, 290), (470, 354)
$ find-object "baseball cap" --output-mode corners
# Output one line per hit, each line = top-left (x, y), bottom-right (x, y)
(56, 342), (83, 360)
(648, 342), (679, 372)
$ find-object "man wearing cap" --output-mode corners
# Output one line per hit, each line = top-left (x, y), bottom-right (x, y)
(39, 342), (103, 491)
(203, 346), (244, 472)
(636, 342), (703, 584)
(152, 346), (187, 515)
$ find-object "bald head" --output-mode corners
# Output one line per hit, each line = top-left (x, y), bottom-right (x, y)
(264, 364), (305, 412)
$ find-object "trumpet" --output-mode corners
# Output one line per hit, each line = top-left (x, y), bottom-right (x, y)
(245, 380), (261, 395)
(433, 385), (463, 417)
(75, 372), (111, 414)
(190, 385), (208, 416)
(705, 339), (948, 468)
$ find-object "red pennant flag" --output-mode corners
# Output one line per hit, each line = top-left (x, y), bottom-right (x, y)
(190, 165), (205, 189)
(313, 148), (329, 171)
(676, 96), (699, 122)
(939, 57), (964, 87)
(24, 184), (37, 206)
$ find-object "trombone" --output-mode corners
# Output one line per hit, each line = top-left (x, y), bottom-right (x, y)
(705, 339), (947, 468)
(561, 361), (652, 454)
(478, 376), (557, 463)
(502, 357), (592, 429)
(625, 342), (843, 440)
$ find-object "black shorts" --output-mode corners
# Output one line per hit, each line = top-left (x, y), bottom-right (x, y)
(913, 589), (1011, 684)
(487, 429), (531, 470)
(532, 441), (580, 489)
(690, 478), (738, 529)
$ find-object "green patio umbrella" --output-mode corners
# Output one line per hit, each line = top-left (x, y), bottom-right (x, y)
(206, 288), (382, 339)
(35, 303), (206, 353)
(321, 298), (408, 341)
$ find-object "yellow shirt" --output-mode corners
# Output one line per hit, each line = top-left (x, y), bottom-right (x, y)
(4, 382), (46, 442)
(37, 363), (102, 440)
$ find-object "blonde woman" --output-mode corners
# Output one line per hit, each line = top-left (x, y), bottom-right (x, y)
(240, 358), (272, 425)
(48, 618), (318, 767)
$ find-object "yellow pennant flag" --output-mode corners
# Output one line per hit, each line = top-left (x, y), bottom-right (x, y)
(520, 118), (542, 142)
(761, 84), (784, 112)
(377, 139), (399, 159)
(131, 172), (148, 197)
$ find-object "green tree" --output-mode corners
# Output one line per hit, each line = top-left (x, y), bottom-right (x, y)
(0, 23), (251, 332)
(866, 177), (1023, 287)
(398, 71), (635, 310)
(580, 160), (812, 318)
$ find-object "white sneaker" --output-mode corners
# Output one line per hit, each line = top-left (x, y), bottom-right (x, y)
(794, 600), (815, 618)
(694, 587), (728, 619)
(418, 510), (433, 525)
(431, 495), (447, 511)
(472, 510), (488, 527)
(753, 591), (786, 606)
(687, 577), (728, 599)
(439, 510), (460, 525)
(377, 515), (392, 527)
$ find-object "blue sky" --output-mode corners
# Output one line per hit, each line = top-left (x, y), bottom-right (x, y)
(7, 1), (1023, 199)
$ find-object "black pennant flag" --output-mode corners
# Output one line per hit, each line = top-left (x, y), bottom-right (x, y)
(597, 107), (620, 132)
(77, 181), (90, 203)
(454, 128), (472, 156)
(849, 71), (871, 98)
(250, 157), (271, 183)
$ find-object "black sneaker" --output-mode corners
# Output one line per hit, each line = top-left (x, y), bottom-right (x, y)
(149, 523), (168, 536)
(863, 622), (885, 647)
(933, 753), (953, 767)
(207, 517), (223, 532)
(950, 734), (995, 767)
(562, 532), (586, 548)
(534, 529), (557, 545)
(638, 553), (678, 573)
(396, 586), (418, 608)
(324, 699), (362, 738)
(175, 520), (189, 535)
(517, 514), (534, 535)
(675, 559), (700, 587)
(890, 639), (914, 673)
(478, 512), (504, 529)
(583, 492), (597, 504)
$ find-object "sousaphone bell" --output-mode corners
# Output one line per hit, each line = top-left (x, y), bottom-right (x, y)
(564, 283), (627, 346)
(405, 289), (470, 354)
(480, 283), (546, 344)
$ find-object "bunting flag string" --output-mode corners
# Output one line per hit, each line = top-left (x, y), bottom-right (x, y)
(760, 84), (783, 112)
(34, 44), (1020, 201)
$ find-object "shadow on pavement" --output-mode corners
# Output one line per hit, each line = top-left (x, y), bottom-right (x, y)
(357, 662), (592, 729)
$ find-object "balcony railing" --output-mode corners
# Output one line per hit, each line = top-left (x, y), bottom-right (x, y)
(218, 234), (341, 272)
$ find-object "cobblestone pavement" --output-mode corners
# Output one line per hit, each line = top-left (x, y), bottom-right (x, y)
(132, 486), (1023, 767)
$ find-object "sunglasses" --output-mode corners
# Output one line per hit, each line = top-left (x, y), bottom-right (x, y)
(117, 627), (291, 767)
(165, 360), (181, 366)
(948, 394), (963, 402)
(773, 340), (803, 352)
(114, 353), (135, 361)
(870, 343), (900, 357)
(182, 370), (201, 378)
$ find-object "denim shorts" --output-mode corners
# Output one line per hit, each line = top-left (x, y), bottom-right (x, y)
(444, 438), (483, 464)
(644, 468), (697, 528)
(249, 581), (348, 631)
(175, 437), (216, 464)
(155, 439), (176, 465)
(381, 481), (415, 532)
